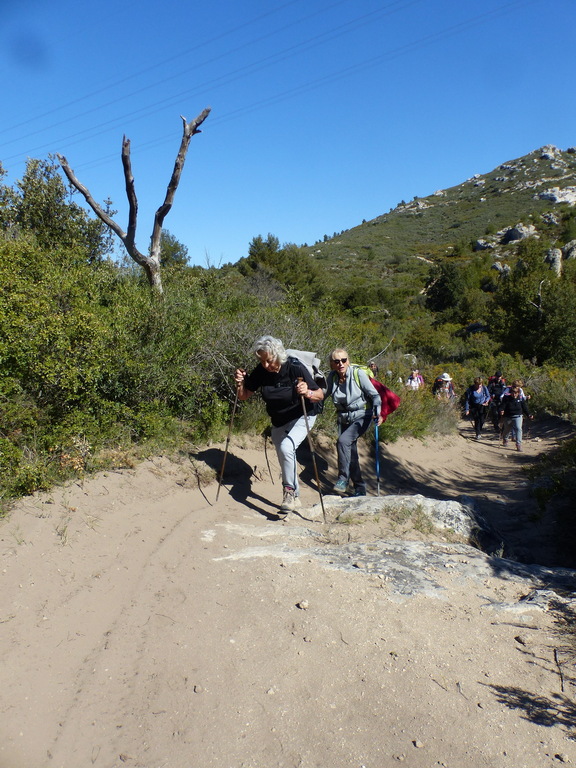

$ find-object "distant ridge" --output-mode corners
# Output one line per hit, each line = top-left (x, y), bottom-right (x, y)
(305, 145), (576, 293)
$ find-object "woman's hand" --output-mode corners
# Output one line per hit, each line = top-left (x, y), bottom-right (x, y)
(296, 380), (310, 398)
(234, 368), (246, 387)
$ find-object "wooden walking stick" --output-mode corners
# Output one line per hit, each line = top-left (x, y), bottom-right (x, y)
(298, 379), (326, 523)
(216, 385), (239, 501)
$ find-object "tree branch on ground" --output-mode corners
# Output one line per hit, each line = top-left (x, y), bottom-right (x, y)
(58, 108), (211, 294)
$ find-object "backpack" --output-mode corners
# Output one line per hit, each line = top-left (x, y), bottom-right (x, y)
(285, 350), (326, 414)
(328, 364), (401, 422)
(285, 349), (327, 388)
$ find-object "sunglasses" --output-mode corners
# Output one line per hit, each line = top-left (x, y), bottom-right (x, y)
(332, 357), (348, 364)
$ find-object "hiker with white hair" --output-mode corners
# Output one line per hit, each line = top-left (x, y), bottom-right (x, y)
(432, 372), (456, 400)
(234, 335), (324, 517)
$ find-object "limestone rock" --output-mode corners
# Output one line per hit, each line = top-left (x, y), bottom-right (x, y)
(545, 248), (563, 276)
(538, 186), (576, 205)
(562, 239), (576, 259)
(501, 223), (538, 243)
(474, 239), (494, 251)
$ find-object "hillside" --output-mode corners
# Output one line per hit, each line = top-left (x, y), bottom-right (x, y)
(304, 144), (576, 296)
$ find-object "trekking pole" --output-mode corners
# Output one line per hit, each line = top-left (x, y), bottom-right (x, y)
(263, 429), (275, 484)
(216, 384), (240, 501)
(298, 378), (326, 523)
(373, 409), (380, 496)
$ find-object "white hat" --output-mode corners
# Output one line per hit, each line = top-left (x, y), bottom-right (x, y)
(440, 372), (452, 381)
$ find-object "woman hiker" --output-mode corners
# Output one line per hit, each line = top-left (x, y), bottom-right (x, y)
(234, 335), (323, 517)
(499, 384), (532, 451)
(464, 376), (491, 440)
(325, 348), (382, 497)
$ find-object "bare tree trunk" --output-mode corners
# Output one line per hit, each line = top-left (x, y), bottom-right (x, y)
(58, 108), (211, 295)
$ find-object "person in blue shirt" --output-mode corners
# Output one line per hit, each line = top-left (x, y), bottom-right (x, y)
(464, 377), (491, 440)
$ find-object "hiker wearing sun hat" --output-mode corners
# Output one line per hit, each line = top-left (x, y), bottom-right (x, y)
(432, 372), (456, 400)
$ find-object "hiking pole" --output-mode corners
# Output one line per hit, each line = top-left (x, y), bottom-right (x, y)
(263, 429), (275, 484)
(216, 384), (240, 501)
(374, 410), (380, 496)
(298, 379), (326, 523)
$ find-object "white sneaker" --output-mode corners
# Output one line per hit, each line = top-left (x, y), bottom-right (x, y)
(280, 487), (301, 513)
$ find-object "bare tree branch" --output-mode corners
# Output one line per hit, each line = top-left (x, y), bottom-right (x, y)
(57, 107), (211, 295)
(150, 108), (211, 265)
(121, 136), (138, 252)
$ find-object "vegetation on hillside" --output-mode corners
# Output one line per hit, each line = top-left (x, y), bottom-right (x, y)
(1, 150), (575, 519)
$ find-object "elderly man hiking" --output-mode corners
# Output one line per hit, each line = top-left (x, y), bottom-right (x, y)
(325, 348), (383, 497)
(234, 335), (324, 517)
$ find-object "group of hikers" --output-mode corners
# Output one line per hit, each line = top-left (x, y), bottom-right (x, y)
(463, 372), (532, 449)
(234, 336), (385, 517)
(232, 336), (533, 518)
(405, 368), (532, 451)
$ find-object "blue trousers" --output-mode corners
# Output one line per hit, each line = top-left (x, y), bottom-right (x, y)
(502, 415), (523, 444)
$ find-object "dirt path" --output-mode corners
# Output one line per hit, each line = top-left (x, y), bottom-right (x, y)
(1, 417), (575, 768)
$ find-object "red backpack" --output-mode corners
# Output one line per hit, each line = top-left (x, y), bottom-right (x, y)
(351, 365), (401, 422)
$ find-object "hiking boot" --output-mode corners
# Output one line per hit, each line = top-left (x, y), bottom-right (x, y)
(280, 486), (301, 513)
(333, 478), (348, 495)
(516, 443), (523, 452)
(502, 439), (509, 447)
(353, 488), (366, 497)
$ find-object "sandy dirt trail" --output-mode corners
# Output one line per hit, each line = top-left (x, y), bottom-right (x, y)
(1, 418), (575, 768)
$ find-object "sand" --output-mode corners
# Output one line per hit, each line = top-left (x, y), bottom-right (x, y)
(1, 416), (575, 768)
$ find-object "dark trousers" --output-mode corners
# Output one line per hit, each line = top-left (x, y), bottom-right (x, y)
(337, 412), (372, 491)
(470, 404), (487, 437)
(489, 403), (501, 432)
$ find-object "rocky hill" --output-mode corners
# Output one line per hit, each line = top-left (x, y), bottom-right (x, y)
(304, 144), (576, 296)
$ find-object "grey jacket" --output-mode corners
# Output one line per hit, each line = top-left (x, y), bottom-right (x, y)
(326, 366), (382, 418)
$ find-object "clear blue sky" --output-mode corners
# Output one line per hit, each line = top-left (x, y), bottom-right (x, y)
(2, 0), (575, 266)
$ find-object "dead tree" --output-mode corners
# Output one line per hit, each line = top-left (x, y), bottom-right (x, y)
(58, 108), (211, 295)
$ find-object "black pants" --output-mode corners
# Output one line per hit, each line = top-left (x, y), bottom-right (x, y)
(470, 404), (487, 437)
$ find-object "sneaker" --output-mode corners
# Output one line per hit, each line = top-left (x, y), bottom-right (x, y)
(280, 486), (301, 513)
(475, 434), (481, 440)
(353, 488), (366, 497)
(333, 478), (348, 495)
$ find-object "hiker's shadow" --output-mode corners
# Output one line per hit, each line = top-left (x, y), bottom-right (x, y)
(298, 440), (330, 493)
(193, 447), (280, 520)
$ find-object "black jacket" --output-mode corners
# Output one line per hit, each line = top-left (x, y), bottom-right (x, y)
(500, 394), (529, 419)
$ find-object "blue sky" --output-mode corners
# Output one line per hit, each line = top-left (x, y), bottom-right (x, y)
(2, 0), (575, 266)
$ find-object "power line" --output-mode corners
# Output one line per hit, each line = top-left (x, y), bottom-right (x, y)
(0, 0), (309, 137)
(1, 0), (415, 161)
(73, 0), (538, 173)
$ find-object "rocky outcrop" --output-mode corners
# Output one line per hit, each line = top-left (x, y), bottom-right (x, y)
(545, 248), (563, 276)
(473, 239), (495, 251)
(562, 239), (576, 259)
(538, 186), (576, 205)
(492, 261), (511, 276)
(539, 145), (560, 160)
(501, 223), (538, 243)
(317, 494), (505, 555)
